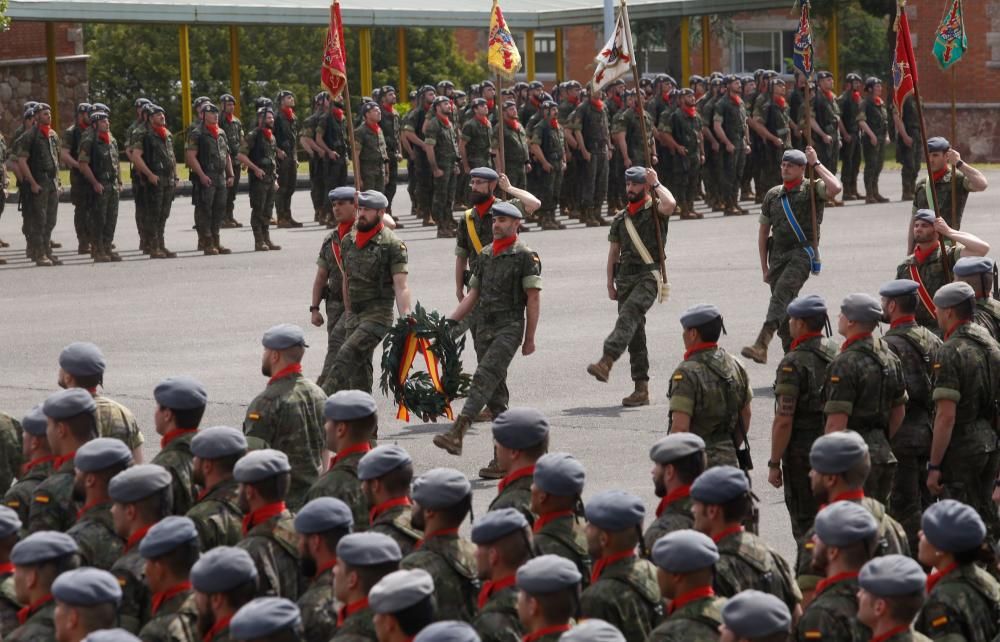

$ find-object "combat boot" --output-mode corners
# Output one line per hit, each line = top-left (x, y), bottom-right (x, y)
(263, 229), (282, 251)
(586, 354), (614, 383)
(583, 208), (601, 228)
(474, 409), (494, 423)
(202, 235), (219, 256)
(478, 457), (505, 480)
(0, 237), (9, 248)
(158, 227), (177, 258)
(213, 233), (232, 255)
(47, 249), (63, 266)
(34, 252), (53, 267)
(92, 242), (110, 263)
(279, 216), (303, 228)
(433, 415), (472, 456)
(77, 241), (90, 255)
(253, 229), (269, 251)
(49, 240), (62, 249)
(622, 380), (650, 407)
(874, 189), (889, 204)
(148, 235), (167, 259)
(105, 243), (122, 262)
(740, 325), (775, 365)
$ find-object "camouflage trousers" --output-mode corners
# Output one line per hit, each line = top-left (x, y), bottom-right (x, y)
(249, 177), (276, 231)
(226, 165), (242, 219)
(318, 300), (349, 393)
(608, 152), (625, 211)
(275, 153), (297, 217)
(323, 156), (348, 214)
(889, 442), (930, 557)
(783, 443), (821, 541)
(719, 147), (745, 205)
(862, 138), (885, 196)
(670, 157), (702, 208)
(603, 275), (657, 382)
(133, 169), (147, 239)
(385, 155), (399, 213)
(89, 184), (119, 249)
(460, 318), (523, 420)
(360, 165), (386, 194)
(528, 164), (562, 222)
(410, 152), (433, 215)
(69, 171), (90, 244)
(580, 152), (609, 210)
(145, 181), (174, 245)
(765, 253), (811, 352)
(194, 174), (226, 239)
(504, 161), (527, 191)
(759, 146), (783, 195)
(432, 162), (457, 231)
(327, 315), (391, 394)
(24, 178), (58, 255)
(560, 155), (581, 214)
(702, 145), (721, 204)
(309, 156), (326, 213)
(858, 428), (896, 507)
(941, 446), (1000, 540)
(815, 133), (840, 176)
(840, 133), (861, 192)
(896, 137), (921, 196)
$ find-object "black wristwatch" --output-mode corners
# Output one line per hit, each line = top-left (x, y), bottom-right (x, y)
(927, 462), (942, 472)
(767, 460), (781, 469)
(651, 182), (661, 190)
(956, 160), (966, 169)
(309, 305), (320, 312)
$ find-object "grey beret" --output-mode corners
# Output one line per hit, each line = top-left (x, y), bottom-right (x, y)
(559, 620), (625, 642)
(59, 342), (107, 377)
(913, 209), (936, 224)
(0, 506), (21, 539)
(190, 546), (258, 593)
(153, 376), (208, 410)
(953, 256), (995, 277)
(139, 516), (198, 559)
(585, 490), (644, 531)
(109, 464), (172, 503)
(294, 497), (353, 534)
(516, 554), (582, 594)
(927, 136), (950, 152)
(840, 293), (883, 323)
(323, 390), (377, 422)
(358, 445), (412, 481)
(261, 323), (308, 350)
(191, 426), (247, 460)
(786, 294), (827, 319)
(690, 466), (749, 505)
(933, 282), (975, 309)
(230, 597), (301, 638)
(75, 438), (133, 473)
(680, 304), (722, 329)
(370, 569), (435, 614)
(412, 468), (471, 509)
(651, 529), (719, 573)
(233, 449), (291, 483)
(533, 452), (585, 497)
(649, 433), (705, 464)
(414, 621), (481, 642)
(43, 388), (97, 420)
(21, 405), (47, 437)
(471, 508), (529, 544)
(625, 166), (647, 183)
(52, 567), (122, 606)
(814, 501), (878, 547)
(470, 167), (499, 181)
(721, 590), (792, 637)
(809, 431), (868, 474)
(859, 555), (926, 596)
(83, 631), (142, 642)
(11, 531), (78, 565)
(492, 407), (549, 450)
(921, 499), (985, 552)
(336, 532), (402, 566)
(782, 149), (807, 166)
(329, 186), (356, 202)
(358, 190), (389, 210)
(201, 102), (220, 113)
(491, 201), (523, 220)
(879, 279), (919, 298)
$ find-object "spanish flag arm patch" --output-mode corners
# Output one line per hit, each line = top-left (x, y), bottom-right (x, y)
(804, 632), (822, 640)
(247, 412), (261, 421)
(931, 616), (949, 628)
(672, 374), (683, 381)
(830, 376), (840, 383)
(33, 495), (49, 504)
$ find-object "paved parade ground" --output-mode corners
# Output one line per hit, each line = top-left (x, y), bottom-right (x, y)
(1, 169), (998, 562)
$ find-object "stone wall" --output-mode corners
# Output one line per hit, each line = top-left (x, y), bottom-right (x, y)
(0, 55), (90, 136)
(923, 104), (1000, 163)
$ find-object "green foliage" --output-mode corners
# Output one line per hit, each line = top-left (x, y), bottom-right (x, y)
(0, 0), (9, 31)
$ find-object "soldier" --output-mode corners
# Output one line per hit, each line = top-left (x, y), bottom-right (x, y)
(527, 100), (567, 230)
(218, 94), (244, 228)
(68, 438), (131, 570)
(910, 137), (988, 238)
(131, 104), (179, 259)
(230, 597), (303, 640)
(4, 407), (54, 525)
(615, 91), (655, 191)
(529, 452), (591, 585)
(586, 167), (674, 405)
(493, 101), (531, 192)
(315, 97), (349, 227)
(661, 88), (704, 219)
(186, 103), (236, 255)
(245, 323), (326, 509)
(305, 390), (376, 525)
(190, 547), (259, 642)
(124, 98), (151, 251)
(369, 568), (437, 641)
(0, 129), (8, 258)
(186, 426), (247, 551)
(77, 111), (121, 263)
(858, 77), (890, 204)
(580, 490), (661, 640)
(838, 73), (864, 201)
(237, 106), (282, 252)
(810, 71), (843, 205)
(645, 433), (705, 551)
(379, 87), (402, 220)
(481, 409), (543, 512)
(359, 446), (421, 557)
(856, 556), (929, 642)
(271, 90), (301, 228)
(51, 567), (123, 642)
(568, 87), (611, 227)
(894, 95), (921, 201)
(515, 555), (582, 640)
(789, 71), (807, 150)
(461, 98), (494, 204)
(471, 508), (530, 642)
(415, 621), (479, 642)
(60, 102), (93, 254)
(313, 187), (356, 390)
(234, 449), (304, 600)
(402, 86), (437, 226)
(605, 79), (627, 214)
(149, 375), (206, 515)
(357, 101), (389, 194)
(557, 81), (583, 221)
(742, 147), (840, 361)
(301, 92), (329, 225)
(752, 78), (790, 195)
(718, 590), (792, 642)
(332, 533), (402, 641)
(0, 507), (19, 636)
(7, 532), (79, 641)
(15, 102), (61, 266)
(294, 497), (353, 642)
(648, 530), (725, 641)
(953, 256), (1000, 340)
(400, 468), (478, 622)
(713, 76), (749, 215)
(700, 77), (724, 212)
(424, 96), (461, 238)
(137, 516), (200, 641)
(766, 295), (837, 540)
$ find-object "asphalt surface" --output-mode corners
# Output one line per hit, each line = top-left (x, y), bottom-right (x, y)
(1, 169), (997, 563)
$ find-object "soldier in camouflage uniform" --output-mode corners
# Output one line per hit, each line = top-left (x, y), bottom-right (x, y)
(858, 77), (890, 204)
(301, 92), (329, 224)
(604, 79), (627, 213)
(910, 137), (989, 236)
(245, 324), (326, 510)
(359, 446), (422, 556)
(333, 533), (402, 641)
(316, 98), (349, 225)
(894, 95), (921, 201)
(953, 256), (1000, 341)
(190, 546), (259, 642)
(368, 568), (437, 641)
(461, 98), (494, 206)
(558, 81), (583, 221)
(856, 556), (931, 642)
(0, 507), (21, 637)
(219, 94), (244, 228)
(273, 90), (301, 228)
(151, 376), (207, 515)
(378, 87), (402, 219)
(712, 76), (749, 215)
(700, 77), (724, 212)
(0, 413), (19, 499)
(312, 187), (355, 391)
(648, 529), (725, 642)
(294, 497), (353, 642)
(77, 111), (122, 262)
(837, 73), (864, 201)
(568, 87), (612, 227)
(68, 438), (131, 571)
(15, 102), (61, 266)
(138, 516), (200, 642)
(51, 567), (123, 642)
(515, 555), (581, 640)
(471, 509), (530, 642)
(527, 100), (567, 230)
(7, 531), (78, 641)
(660, 88), (704, 219)
(493, 101), (531, 192)
(614, 91), (655, 190)
(237, 106), (282, 252)
(187, 426), (248, 551)
(789, 72), (807, 151)
(424, 96), (461, 238)
(645, 433), (705, 551)
(131, 104), (179, 259)
(487, 408), (547, 518)
(59, 102), (93, 254)
(4, 407), (51, 527)
(752, 78), (791, 195)
(186, 103), (236, 255)
(124, 98), (152, 252)
(809, 71), (841, 182)
(356, 101), (389, 193)
(402, 86), (437, 226)
(529, 452), (591, 587)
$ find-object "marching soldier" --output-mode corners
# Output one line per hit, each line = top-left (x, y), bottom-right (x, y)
(856, 556), (929, 642)
(301, 92), (330, 224)
(315, 97), (349, 225)
(332, 533), (402, 640)
(660, 88), (704, 219)
(313, 186), (355, 390)
(493, 100), (530, 191)
(294, 497), (352, 642)
(569, 87), (612, 226)
(273, 90), (302, 228)
(648, 530), (724, 642)
(137, 516), (200, 641)
(186, 103), (236, 255)
(7, 532), (78, 640)
(529, 452), (591, 585)
(894, 94), (921, 201)
(858, 77), (890, 204)
(15, 102), (61, 266)
(911, 136), (988, 236)
(645, 433), (705, 550)
(50, 567), (122, 641)
(237, 106), (282, 251)
(190, 547), (259, 642)
(186, 426), (247, 550)
(953, 256), (1000, 340)
(424, 96), (461, 238)
(359, 445), (422, 555)
(356, 101), (390, 193)
(713, 75), (749, 215)
(838, 72), (864, 201)
(131, 104), (178, 259)
(219, 94), (244, 228)
(471, 508), (530, 642)
(78, 111), (122, 263)
(59, 102), (93, 254)
(527, 100), (567, 230)
(67, 437), (131, 570)
(810, 71), (843, 205)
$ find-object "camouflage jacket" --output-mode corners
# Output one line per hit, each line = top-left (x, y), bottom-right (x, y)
(112, 541), (152, 633)
(643, 488), (694, 552)
(27, 456), (77, 533)
(4, 456), (52, 526)
(333, 601), (377, 641)
(760, 179), (827, 262)
(532, 513), (592, 589)
(492, 120), (529, 166)
(152, 429), (197, 516)
(895, 245), (962, 330)
(67, 500), (123, 570)
(580, 554), (663, 642)
(884, 321), (941, 452)
(714, 528), (801, 613)
(461, 116), (494, 162)
(299, 566), (338, 642)
(318, 227), (349, 301)
(341, 226), (408, 325)
(468, 239), (542, 322)
(0, 414), (22, 494)
(5, 598), (55, 641)
(917, 563), (1000, 642)
(974, 298), (1000, 343)
(796, 574), (869, 642)
(273, 109), (298, 154)
(369, 499), (422, 557)
(488, 467), (535, 525)
(185, 123), (230, 177)
(93, 394), (145, 452)
(648, 593), (724, 642)
(0, 573), (17, 639)
(612, 107), (654, 165)
(138, 588), (199, 642)
(220, 114), (243, 157)
(355, 122), (388, 168)
(474, 583), (522, 642)
(609, 197), (668, 280)
(424, 115), (459, 163)
(240, 127), (277, 180)
(304, 447), (369, 529)
(238, 508), (304, 600)
(401, 533), (479, 622)
(812, 90), (841, 136)
(186, 477), (244, 551)
(713, 96), (747, 149)
(567, 99), (610, 150)
(913, 169), (973, 230)
(774, 335), (838, 451)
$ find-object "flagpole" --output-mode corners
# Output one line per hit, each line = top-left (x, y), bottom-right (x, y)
(496, 74), (506, 185)
(801, 74), (819, 267)
(950, 66), (957, 228)
(343, 84), (362, 192)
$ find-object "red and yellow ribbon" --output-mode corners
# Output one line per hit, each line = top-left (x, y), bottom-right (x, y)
(395, 334), (454, 422)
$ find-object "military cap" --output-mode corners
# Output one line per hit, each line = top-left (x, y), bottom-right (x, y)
(191, 546), (258, 594)
(89, 112), (109, 124)
(782, 149), (808, 166)
(816, 70), (833, 80)
(193, 96), (211, 108)
(585, 490), (644, 531)
(517, 554), (582, 594)
(565, 80), (582, 89)
(219, 93), (236, 103)
(11, 531), (78, 566)
(470, 167), (499, 181)
(529, 80), (545, 90)
(84, 631), (141, 642)
(859, 555), (926, 597)
(913, 209), (936, 225)
(721, 590), (791, 637)
(814, 501), (878, 547)
(480, 79), (495, 89)
(256, 106), (273, 118)
(370, 569), (435, 614)
(59, 341), (107, 377)
(52, 567), (122, 606)
(608, 78), (626, 88)
(927, 136), (950, 152)
(328, 186), (356, 203)
(313, 91), (330, 104)
(412, 468), (471, 509)
(109, 464), (171, 503)
(36, 102), (52, 112)
(453, 90), (467, 99)
(255, 96), (274, 109)
(879, 279), (919, 298)
(542, 100), (558, 110)
(846, 72), (863, 82)
(76, 102), (93, 114)
(722, 74), (739, 84)
(865, 76), (882, 89)
(622, 89), (636, 98)
(91, 102), (110, 114)
(337, 532), (402, 566)
(921, 499), (985, 552)
(533, 452), (585, 497)
(491, 201), (523, 220)
(625, 166), (647, 183)
(294, 497), (353, 534)
(840, 293), (883, 323)
(934, 282), (976, 309)
(154, 375), (207, 410)
(360, 101), (379, 116)
(148, 104), (166, 116)
(690, 466), (749, 505)
(358, 190), (390, 210)
(24, 100), (39, 110)
(234, 449), (291, 484)
(492, 407), (549, 450)
(275, 89), (294, 100)
(953, 256), (995, 277)
(382, 85), (397, 94)
(0, 506), (21, 539)
(432, 95), (451, 107)
(678, 88), (694, 96)
(323, 390), (377, 422)
(689, 74), (705, 85)
(261, 323), (308, 350)
(651, 529), (719, 573)
(772, 77), (787, 86)
(134, 97), (152, 108)
(358, 445), (411, 481)
(786, 294), (827, 319)
(470, 97), (487, 108)
(21, 405), (47, 437)
(139, 516), (198, 559)
(680, 303), (722, 329)
(560, 620), (625, 642)
(418, 84), (436, 95)
(44, 388), (97, 420)
(75, 438), (133, 473)
(23, 105), (36, 119)
(709, 76), (723, 87)
(415, 621), (481, 642)
(649, 433), (705, 464)
(191, 426), (247, 460)
(809, 431), (868, 474)
(201, 103), (220, 114)
(471, 508), (529, 545)
(230, 597), (301, 638)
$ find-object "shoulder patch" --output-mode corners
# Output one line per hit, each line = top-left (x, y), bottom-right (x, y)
(247, 412), (261, 421)
(804, 633), (822, 640)
(830, 376), (840, 383)
(33, 495), (49, 504)
(804, 541), (814, 550)
(672, 374), (683, 381)
(933, 363), (941, 369)
(781, 366), (794, 372)
(5, 501), (17, 508)
(931, 616), (948, 628)
(399, 242), (407, 252)
(117, 577), (127, 587)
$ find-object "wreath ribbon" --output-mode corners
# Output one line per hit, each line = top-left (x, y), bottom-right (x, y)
(395, 333), (454, 422)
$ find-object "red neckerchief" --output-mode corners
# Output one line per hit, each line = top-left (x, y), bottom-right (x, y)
(823, 89), (835, 101)
(53, 450), (77, 471)
(945, 319), (971, 341)
(98, 131), (111, 145)
(415, 527), (459, 550)
(791, 331), (823, 351)
(505, 118), (521, 131)
(498, 465), (535, 493)
(332, 220), (353, 263)
(437, 115), (452, 128)
(21, 454), (56, 476)
(682, 105), (697, 117)
(549, 118), (560, 129)
(931, 167), (948, 183)
(533, 510), (574, 533)
(611, 94), (623, 109)
(38, 125), (52, 138)
(871, 624), (912, 642)
(161, 427), (198, 449)
(684, 342), (718, 361)
(125, 523), (153, 553)
(627, 196), (651, 216)
(314, 557), (337, 580)
(832, 489), (865, 502)
(729, 93), (743, 106)
(196, 478), (229, 502)
(262, 127), (274, 141)
(203, 614), (233, 642)
(152, 125), (169, 140)
(366, 121), (381, 134)
(242, 501), (287, 535)
(223, 113), (233, 123)
(656, 484), (691, 517)
(590, 98), (605, 111)
(370, 496), (411, 525)
(492, 234), (518, 256)
(475, 196), (496, 218)
(567, 95), (580, 106)
(774, 96), (787, 109)
(281, 107), (296, 121)
(476, 115), (490, 127)
(841, 333), (872, 352)
(913, 242), (938, 265)
(815, 571), (859, 597)
(338, 597), (369, 627)
(926, 562), (958, 592)
(852, 91), (862, 104)
(382, 102), (396, 114)
(591, 550), (635, 584)
(151, 581), (192, 617)
(711, 524), (743, 544)
(355, 221), (384, 249)
(874, 97), (884, 107)
(329, 442), (372, 470)
(890, 315), (917, 329)
(486, 99), (495, 112)
(76, 499), (110, 521)
(662, 91), (672, 102)
(524, 625), (572, 642)
(268, 363), (302, 386)
(0, 562), (12, 576)
(667, 585), (715, 615)
(478, 574), (517, 609)
(530, 96), (541, 108)
(330, 107), (344, 122)
(784, 177), (803, 192)
(17, 593), (53, 625)
(80, 121), (90, 130)
(205, 124), (220, 139)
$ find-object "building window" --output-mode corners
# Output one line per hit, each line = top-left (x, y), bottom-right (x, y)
(732, 30), (795, 74)
(640, 45), (669, 76)
(533, 32), (557, 75)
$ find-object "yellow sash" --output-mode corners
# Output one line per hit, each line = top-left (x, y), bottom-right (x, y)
(464, 209), (483, 254)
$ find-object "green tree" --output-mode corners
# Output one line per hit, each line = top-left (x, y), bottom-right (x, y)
(0, 0), (9, 31)
(811, 0), (897, 76)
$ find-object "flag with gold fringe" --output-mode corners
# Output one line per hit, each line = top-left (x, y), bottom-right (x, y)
(592, 10), (631, 90)
(488, 0), (522, 80)
(933, 0), (968, 70)
(321, 0), (347, 99)
(892, 1), (918, 112)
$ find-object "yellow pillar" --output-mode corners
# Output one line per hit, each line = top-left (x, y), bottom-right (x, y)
(828, 10), (839, 82)
(179, 25), (192, 128)
(680, 18), (690, 86)
(555, 28), (565, 83)
(229, 26), (241, 118)
(396, 28), (408, 99)
(45, 23), (59, 128)
(701, 15), (711, 76)
(525, 30), (536, 81)
(359, 27), (373, 97)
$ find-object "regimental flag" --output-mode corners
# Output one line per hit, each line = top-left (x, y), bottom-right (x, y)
(892, 1), (918, 112)
(592, 10), (631, 90)
(488, 0), (522, 81)
(933, 0), (968, 70)
(792, 0), (814, 79)
(321, 0), (347, 99)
